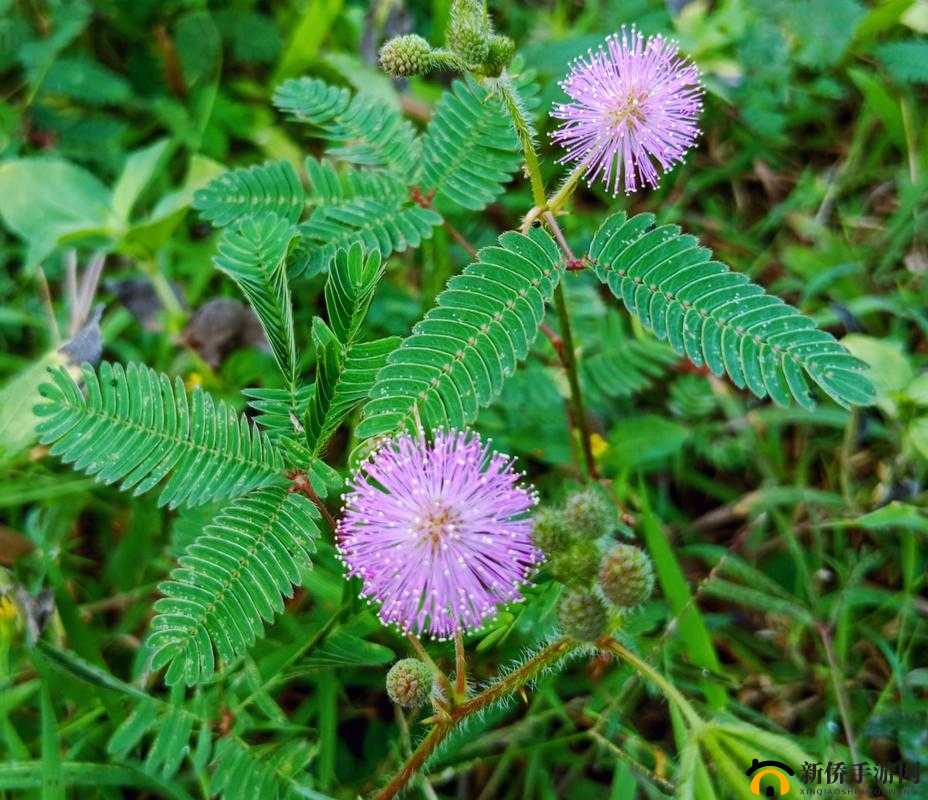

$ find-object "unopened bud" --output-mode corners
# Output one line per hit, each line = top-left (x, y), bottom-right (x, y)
(379, 35), (434, 77)
(532, 508), (571, 555)
(485, 34), (515, 75)
(448, 23), (490, 66)
(547, 539), (601, 587)
(563, 489), (614, 538)
(598, 544), (654, 608)
(557, 589), (608, 641)
(386, 658), (433, 707)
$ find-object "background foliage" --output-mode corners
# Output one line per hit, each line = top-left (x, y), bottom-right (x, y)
(0, 0), (926, 798)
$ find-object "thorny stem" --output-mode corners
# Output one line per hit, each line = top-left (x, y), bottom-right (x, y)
(499, 83), (599, 480)
(599, 638), (704, 731)
(375, 638), (579, 800)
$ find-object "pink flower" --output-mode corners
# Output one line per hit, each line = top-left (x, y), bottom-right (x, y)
(551, 26), (703, 195)
(337, 430), (540, 638)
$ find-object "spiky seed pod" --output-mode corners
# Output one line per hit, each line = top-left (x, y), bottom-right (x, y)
(547, 539), (601, 587)
(598, 544), (655, 608)
(379, 35), (434, 77)
(563, 489), (614, 538)
(485, 34), (515, 75)
(532, 507), (572, 556)
(385, 658), (434, 707)
(558, 589), (608, 641)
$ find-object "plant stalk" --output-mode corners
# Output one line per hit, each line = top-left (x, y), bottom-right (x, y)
(499, 84), (598, 480)
(375, 638), (578, 800)
(599, 638), (703, 730)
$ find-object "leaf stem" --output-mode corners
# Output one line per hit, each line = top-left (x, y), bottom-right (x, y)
(498, 83), (598, 480)
(453, 632), (467, 699)
(552, 283), (598, 480)
(599, 638), (703, 730)
(375, 638), (578, 800)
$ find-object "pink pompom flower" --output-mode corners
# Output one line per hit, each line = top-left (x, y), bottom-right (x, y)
(337, 430), (541, 639)
(551, 26), (703, 195)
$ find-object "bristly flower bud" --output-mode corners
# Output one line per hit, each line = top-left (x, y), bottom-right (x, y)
(379, 34), (434, 77)
(485, 34), (515, 75)
(547, 539), (601, 587)
(557, 589), (608, 641)
(447, 0), (491, 66)
(563, 488), (614, 538)
(532, 507), (572, 556)
(386, 658), (434, 707)
(598, 544), (655, 608)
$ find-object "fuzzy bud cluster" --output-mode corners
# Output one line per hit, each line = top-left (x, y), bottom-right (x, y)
(379, 0), (515, 80)
(532, 488), (655, 641)
(385, 658), (434, 708)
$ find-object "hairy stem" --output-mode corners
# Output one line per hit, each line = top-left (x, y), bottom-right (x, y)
(453, 631), (467, 699)
(599, 638), (703, 730)
(375, 638), (578, 800)
(499, 83), (598, 480)
(552, 283), (598, 480)
(548, 163), (586, 215)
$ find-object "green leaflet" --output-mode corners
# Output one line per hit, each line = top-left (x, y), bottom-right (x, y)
(420, 76), (524, 212)
(145, 486), (320, 686)
(107, 695), (208, 779)
(305, 320), (399, 454)
(192, 160), (304, 227)
(357, 226), (564, 438)
(212, 738), (314, 800)
(581, 311), (679, 404)
(34, 362), (282, 509)
(213, 213), (299, 387)
(304, 156), (406, 208)
(588, 212), (875, 410)
(273, 77), (421, 181)
(305, 246), (399, 452)
(293, 198), (441, 278)
(242, 384), (315, 443)
(324, 242), (385, 345)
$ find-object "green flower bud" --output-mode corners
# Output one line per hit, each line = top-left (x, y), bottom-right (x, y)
(598, 544), (655, 608)
(532, 508), (572, 555)
(484, 34), (515, 75)
(448, 23), (490, 65)
(386, 658), (433, 708)
(563, 489), (614, 538)
(547, 539), (601, 587)
(379, 34), (434, 77)
(557, 589), (608, 641)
